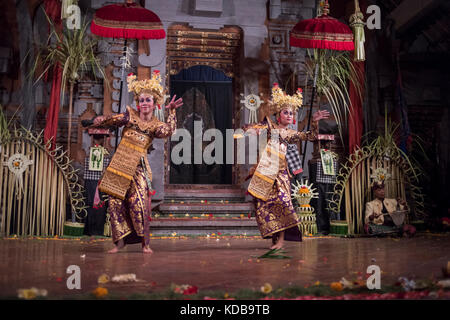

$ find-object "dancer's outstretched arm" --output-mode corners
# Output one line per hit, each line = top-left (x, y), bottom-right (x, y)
(154, 95), (183, 138)
(92, 111), (129, 128)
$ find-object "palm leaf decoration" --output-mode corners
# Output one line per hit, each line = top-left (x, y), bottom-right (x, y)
(0, 106), (10, 142)
(304, 49), (363, 143)
(256, 248), (292, 259)
(30, 11), (106, 155)
(0, 105), (20, 142)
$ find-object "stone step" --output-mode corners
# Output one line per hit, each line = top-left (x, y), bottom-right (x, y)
(149, 217), (259, 236)
(158, 202), (254, 215)
(164, 188), (247, 202)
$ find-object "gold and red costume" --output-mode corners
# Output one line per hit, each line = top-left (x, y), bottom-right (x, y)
(95, 106), (176, 245)
(239, 117), (318, 241)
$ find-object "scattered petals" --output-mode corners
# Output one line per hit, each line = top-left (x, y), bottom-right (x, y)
(437, 279), (450, 288)
(330, 282), (344, 291)
(93, 287), (108, 298)
(261, 283), (273, 294)
(172, 284), (198, 295)
(17, 288), (47, 300)
(398, 277), (416, 292)
(111, 274), (137, 283)
(97, 274), (110, 284)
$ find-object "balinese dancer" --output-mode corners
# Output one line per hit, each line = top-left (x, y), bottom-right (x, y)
(90, 71), (183, 254)
(236, 84), (329, 249)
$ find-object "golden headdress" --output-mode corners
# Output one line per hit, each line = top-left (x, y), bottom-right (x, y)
(127, 70), (165, 105)
(270, 83), (303, 114)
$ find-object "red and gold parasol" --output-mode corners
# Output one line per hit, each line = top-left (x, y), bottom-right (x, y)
(290, 0), (355, 167)
(90, 0), (166, 149)
(290, 0), (354, 51)
(91, 0), (165, 39)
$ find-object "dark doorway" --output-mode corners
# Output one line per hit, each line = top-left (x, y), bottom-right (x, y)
(169, 65), (233, 184)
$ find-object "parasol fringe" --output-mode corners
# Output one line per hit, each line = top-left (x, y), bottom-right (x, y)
(90, 23), (166, 40)
(289, 37), (354, 51)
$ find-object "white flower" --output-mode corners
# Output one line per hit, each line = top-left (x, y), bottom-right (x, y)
(111, 274), (137, 283)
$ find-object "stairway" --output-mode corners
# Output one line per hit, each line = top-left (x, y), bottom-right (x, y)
(150, 188), (259, 235)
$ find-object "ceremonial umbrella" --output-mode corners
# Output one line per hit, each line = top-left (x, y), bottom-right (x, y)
(91, 0), (165, 149)
(289, 0), (354, 167)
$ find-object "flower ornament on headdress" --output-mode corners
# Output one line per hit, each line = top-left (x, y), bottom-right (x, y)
(270, 83), (303, 114)
(370, 167), (391, 187)
(127, 70), (166, 105)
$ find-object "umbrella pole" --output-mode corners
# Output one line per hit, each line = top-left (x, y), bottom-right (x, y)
(114, 38), (128, 151)
(301, 63), (318, 169)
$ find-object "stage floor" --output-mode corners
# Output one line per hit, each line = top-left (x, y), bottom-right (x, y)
(0, 234), (449, 299)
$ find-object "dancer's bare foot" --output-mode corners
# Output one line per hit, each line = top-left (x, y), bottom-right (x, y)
(142, 245), (153, 254)
(269, 231), (285, 250)
(270, 242), (283, 250)
(108, 239), (125, 254)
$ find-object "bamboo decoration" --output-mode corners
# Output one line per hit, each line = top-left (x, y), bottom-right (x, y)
(0, 128), (87, 237)
(328, 136), (425, 235)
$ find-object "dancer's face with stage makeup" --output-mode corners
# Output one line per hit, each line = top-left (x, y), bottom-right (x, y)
(138, 93), (155, 115)
(279, 108), (294, 126)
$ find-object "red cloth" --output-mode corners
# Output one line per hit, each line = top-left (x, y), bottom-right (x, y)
(44, 64), (62, 150)
(43, 0), (61, 25)
(348, 61), (365, 153)
(43, 0), (62, 150)
(290, 15), (354, 51)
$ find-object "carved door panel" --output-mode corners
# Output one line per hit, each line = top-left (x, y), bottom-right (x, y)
(169, 66), (232, 184)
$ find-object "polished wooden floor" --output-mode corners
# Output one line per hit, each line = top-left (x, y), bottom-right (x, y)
(0, 234), (449, 298)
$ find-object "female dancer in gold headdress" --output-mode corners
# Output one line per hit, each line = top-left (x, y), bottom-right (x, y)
(237, 84), (329, 249)
(91, 71), (183, 253)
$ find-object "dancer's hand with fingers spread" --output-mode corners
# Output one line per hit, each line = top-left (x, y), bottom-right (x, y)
(312, 110), (331, 122)
(166, 95), (183, 110)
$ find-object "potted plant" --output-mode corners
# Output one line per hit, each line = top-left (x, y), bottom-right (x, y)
(30, 13), (106, 156)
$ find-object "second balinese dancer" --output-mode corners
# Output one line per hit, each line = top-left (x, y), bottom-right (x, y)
(91, 71), (183, 254)
(236, 84), (329, 249)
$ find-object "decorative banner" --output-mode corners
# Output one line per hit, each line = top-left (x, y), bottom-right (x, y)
(89, 147), (104, 171)
(3, 153), (33, 199)
(320, 149), (336, 175)
(240, 94), (262, 124)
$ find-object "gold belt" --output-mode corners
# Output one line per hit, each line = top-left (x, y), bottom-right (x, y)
(254, 171), (275, 183)
(268, 147), (285, 160)
(106, 167), (133, 180)
(122, 140), (147, 153)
